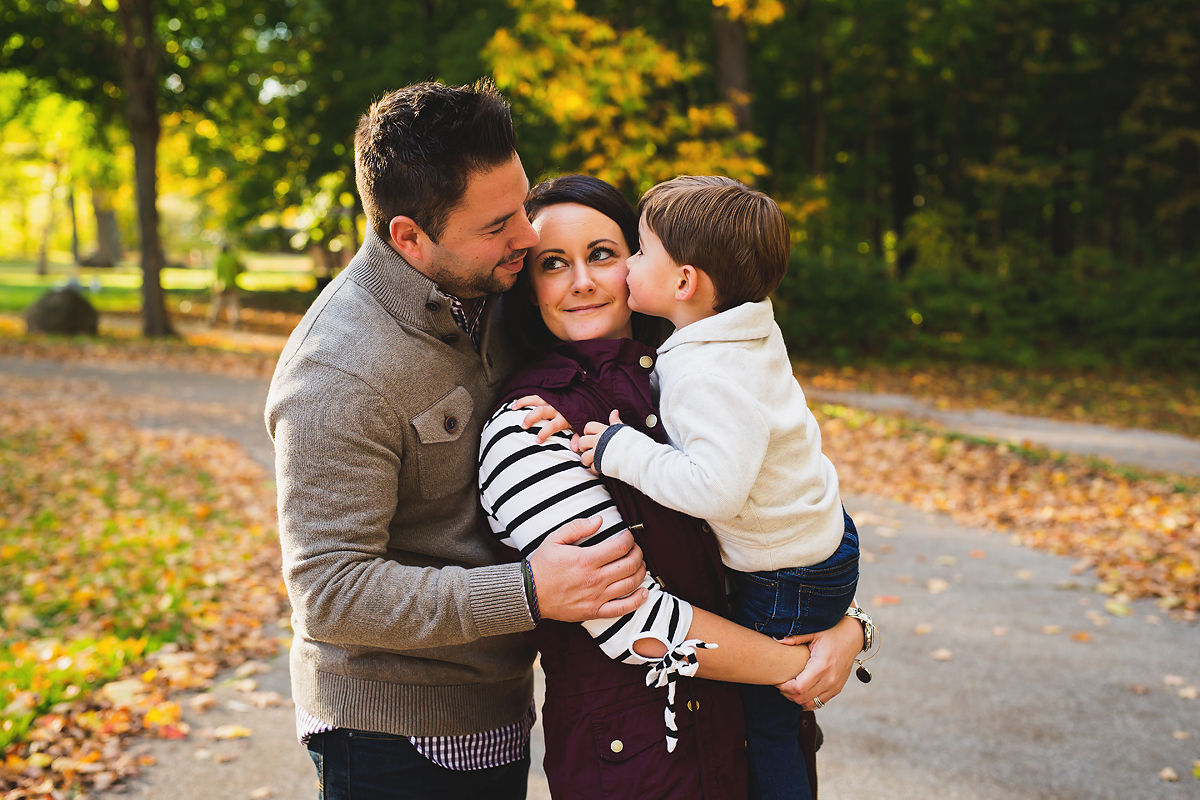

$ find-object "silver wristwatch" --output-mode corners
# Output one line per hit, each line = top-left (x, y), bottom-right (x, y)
(844, 606), (875, 653)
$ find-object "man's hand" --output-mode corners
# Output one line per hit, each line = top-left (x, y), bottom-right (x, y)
(577, 410), (623, 469)
(512, 394), (572, 443)
(527, 516), (649, 622)
(774, 613), (863, 709)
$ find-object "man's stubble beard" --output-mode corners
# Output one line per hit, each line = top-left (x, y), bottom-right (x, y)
(425, 247), (524, 299)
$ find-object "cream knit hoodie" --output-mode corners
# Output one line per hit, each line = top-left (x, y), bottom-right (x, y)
(596, 299), (843, 572)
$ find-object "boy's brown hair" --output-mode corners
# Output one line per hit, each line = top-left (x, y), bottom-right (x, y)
(637, 176), (789, 312)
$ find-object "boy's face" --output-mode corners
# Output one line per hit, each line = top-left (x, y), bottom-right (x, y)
(626, 216), (681, 319)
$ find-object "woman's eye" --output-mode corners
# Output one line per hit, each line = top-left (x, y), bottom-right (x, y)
(590, 247), (615, 263)
(540, 256), (566, 271)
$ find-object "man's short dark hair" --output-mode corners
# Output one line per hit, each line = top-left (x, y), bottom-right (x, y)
(638, 176), (789, 312)
(354, 79), (516, 244)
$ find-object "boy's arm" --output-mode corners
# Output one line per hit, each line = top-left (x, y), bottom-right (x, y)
(579, 372), (770, 522)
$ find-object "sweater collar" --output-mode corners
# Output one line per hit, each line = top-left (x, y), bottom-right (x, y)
(343, 227), (499, 334)
(658, 298), (774, 353)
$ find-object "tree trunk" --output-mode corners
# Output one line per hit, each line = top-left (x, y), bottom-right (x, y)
(889, 99), (916, 276)
(82, 188), (123, 267)
(37, 165), (61, 276)
(69, 186), (80, 264)
(711, 6), (753, 133)
(118, 0), (174, 337)
(866, 100), (881, 254)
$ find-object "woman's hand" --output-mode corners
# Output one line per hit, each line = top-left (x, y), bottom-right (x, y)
(511, 394), (572, 443)
(577, 409), (622, 469)
(774, 613), (864, 710)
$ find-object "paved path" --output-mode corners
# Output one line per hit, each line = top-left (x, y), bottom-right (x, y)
(809, 389), (1200, 477)
(2, 356), (1196, 799)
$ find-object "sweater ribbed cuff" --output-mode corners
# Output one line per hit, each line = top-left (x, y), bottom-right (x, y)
(468, 562), (537, 637)
(592, 423), (628, 475)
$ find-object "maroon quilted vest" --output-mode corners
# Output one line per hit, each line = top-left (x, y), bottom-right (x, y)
(493, 337), (818, 800)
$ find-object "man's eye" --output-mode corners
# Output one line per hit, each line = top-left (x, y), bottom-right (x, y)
(487, 221), (508, 236)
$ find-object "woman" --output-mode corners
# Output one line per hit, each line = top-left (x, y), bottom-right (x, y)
(479, 176), (866, 799)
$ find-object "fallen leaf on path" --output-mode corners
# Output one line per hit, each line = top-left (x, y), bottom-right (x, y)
(878, 544), (894, 554)
(1104, 600), (1132, 617)
(1131, 685), (1150, 695)
(875, 527), (898, 539)
(873, 595), (902, 606)
(1085, 611), (1109, 627)
(213, 725), (253, 740)
(250, 787), (276, 799)
(189, 694), (218, 714)
(1164, 675), (1186, 686)
(1179, 686), (1198, 700)
(215, 752), (239, 764)
(194, 749), (212, 760)
(234, 661), (271, 678)
(992, 626), (1008, 636)
(969, 550), (987, 559)
(1042, 625), (1063, 635)
(1145, 615), (1162, 625)
(1070, 631), (1092, 643)
(937, 556), (957, 566)
(1015, 570), (1035, 581)
(1172, 730), (1191, 740)
(926, 578), (950, 594)
(931, 648), (954, 661)
(914, 624), (933, 635)
(894, 575), (913, 584)
(1159, 767), (1179, 782)
(232, 679), (259, 693)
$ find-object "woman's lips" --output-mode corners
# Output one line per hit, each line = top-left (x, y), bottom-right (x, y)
(566, 303), (606, 313)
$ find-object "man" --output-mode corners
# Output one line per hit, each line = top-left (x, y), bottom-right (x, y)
(208, 243), (244, 328)
(265, 80), (649, 798)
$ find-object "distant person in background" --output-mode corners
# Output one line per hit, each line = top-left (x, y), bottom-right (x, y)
(208, 244), (244, 328)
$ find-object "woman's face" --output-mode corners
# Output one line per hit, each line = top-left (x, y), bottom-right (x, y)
(527, 203), (635, 342)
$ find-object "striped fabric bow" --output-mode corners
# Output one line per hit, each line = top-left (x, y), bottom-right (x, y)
(644, 639), (716, 752)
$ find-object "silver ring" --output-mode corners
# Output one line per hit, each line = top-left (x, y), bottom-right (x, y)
(812, 697), (825, 709)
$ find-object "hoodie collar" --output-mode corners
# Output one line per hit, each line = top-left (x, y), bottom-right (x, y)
(658, 298), (774, 353)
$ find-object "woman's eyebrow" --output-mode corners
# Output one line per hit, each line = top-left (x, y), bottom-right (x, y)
(531, 247), (566, 259)
(587, 238), (620, 248)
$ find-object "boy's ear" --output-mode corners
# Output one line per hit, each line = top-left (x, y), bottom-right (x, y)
(675, 264), (699, 302)
(388, 215), (430, 264)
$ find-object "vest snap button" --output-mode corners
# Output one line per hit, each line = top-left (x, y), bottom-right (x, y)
(645, 414), (657, 428)
(443, 334), (459, 345)
(687, 700), (700, 712)
(610, 739), (624, 753)
(639, 355), (654, 369)
(444, 416), (458, 433)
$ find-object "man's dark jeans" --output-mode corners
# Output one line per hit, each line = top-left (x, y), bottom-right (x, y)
(306, 728), (530, 800)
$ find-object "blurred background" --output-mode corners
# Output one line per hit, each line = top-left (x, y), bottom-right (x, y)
(3, 0), (1197, 367)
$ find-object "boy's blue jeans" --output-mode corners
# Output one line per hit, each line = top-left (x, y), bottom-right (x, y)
(730, 510), (859, 800)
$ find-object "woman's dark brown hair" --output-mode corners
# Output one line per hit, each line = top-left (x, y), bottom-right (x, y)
(504, 175), (670, 358)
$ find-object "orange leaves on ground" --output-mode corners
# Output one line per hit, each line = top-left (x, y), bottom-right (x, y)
(0, 379), (286, 798)
(816, 404), (1200, 614)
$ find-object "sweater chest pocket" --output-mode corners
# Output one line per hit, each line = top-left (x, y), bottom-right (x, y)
(410, 386), (475, 500)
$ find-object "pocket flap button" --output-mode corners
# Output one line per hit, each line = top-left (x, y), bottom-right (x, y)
(609, 740), (624, 754)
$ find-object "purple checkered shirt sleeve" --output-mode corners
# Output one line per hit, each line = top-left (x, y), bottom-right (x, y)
(448, 295), (485, 350)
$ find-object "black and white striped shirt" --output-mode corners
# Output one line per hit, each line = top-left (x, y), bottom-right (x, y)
(479, 405), (696, 669)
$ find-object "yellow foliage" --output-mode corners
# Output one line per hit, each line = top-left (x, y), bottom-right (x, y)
(712, 0), (786, 26)
(485, 0), (766, 193)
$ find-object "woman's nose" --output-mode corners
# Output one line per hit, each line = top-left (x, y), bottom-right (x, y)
(570, 264), (596, 292)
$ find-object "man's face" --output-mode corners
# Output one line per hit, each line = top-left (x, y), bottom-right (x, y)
(422, 154), (538, 299)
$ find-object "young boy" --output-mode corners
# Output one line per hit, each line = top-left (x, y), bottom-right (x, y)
(578, 175), (861, 800)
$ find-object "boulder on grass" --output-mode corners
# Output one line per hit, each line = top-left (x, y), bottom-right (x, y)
(25, 286), (100, 336)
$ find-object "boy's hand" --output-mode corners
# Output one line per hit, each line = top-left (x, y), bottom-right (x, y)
(578, 409), (623, 470)
(512, 394), (572, 443)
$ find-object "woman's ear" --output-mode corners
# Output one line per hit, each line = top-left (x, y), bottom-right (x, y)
(388, 216), (428, 264)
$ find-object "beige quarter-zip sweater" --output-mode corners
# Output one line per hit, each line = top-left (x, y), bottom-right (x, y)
(265, 229), (535, 737)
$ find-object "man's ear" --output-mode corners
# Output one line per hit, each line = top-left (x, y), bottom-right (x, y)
(675, 264), (699, 302)
(388, 216), (430, 264)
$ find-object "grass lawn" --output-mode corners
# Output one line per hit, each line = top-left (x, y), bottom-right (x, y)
(0, 254), (319, 316)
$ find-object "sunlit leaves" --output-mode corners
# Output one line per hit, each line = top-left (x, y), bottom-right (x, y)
(486, 0), (765, 193)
